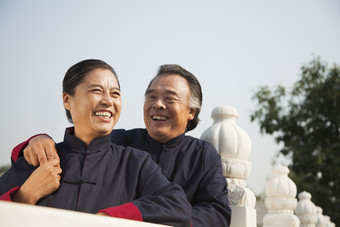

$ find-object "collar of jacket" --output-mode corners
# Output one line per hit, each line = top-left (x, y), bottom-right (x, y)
(63, 127), (111, 154)
(145, 130), (186, 148)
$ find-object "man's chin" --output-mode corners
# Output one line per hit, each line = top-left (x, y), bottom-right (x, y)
(148, 128), (163, 135)
(147, 128), (168, 138)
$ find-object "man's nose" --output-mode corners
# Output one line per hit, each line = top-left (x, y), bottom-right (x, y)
(153, 98), (166, 109)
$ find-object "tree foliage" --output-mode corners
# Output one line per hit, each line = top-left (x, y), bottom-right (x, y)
(0, 164), (10, 176)
(251, 57), (340, 224)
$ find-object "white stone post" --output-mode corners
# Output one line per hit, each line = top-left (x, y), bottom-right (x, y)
(262, 165), (300, 227)
(295, 191), (317, 227)
(324, 216), (336, 227)
(201, 105), (256, 227)
(316, 207), (328, 227)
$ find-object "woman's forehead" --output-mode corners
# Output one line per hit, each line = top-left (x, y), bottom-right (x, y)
(83, 69), (119, 85)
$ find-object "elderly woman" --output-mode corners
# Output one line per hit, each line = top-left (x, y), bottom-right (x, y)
(0, 59), (191, 227)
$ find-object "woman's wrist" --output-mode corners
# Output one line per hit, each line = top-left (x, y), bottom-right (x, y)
(12, 186), (38, 205)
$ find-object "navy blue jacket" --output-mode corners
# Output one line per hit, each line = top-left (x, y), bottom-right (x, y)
(111, 129), (231, 227)
(10, 128), (231, 227)
(1, 128), (191, 227)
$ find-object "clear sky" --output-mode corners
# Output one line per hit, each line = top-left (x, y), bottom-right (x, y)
(1, 0), (339, 195)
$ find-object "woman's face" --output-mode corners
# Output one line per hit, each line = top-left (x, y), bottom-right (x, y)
(63, 68), (121, 145)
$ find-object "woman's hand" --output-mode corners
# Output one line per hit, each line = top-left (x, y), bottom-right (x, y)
(97, 212), (110, 216)
(24, 135), (59, 166)
(13, 159), (62, 204)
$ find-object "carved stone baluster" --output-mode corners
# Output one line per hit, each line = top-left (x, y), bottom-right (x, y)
(324, 215), (336, 227)
(316, 207), (328, 227)
(201, 105), (256, 227)
(295, 191), (317, 227)
(263, 165), (300, 227)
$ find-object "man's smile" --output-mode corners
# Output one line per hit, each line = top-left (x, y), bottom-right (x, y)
(152, 115), (168, 121)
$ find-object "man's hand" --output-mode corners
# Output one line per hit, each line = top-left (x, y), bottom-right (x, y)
(12, 159), (62, 204)
(24, 135), (59, 166)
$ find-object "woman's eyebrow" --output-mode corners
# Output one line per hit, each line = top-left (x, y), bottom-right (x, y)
(86, 83), (102, 89)
(110, 87), (121, 92)
(86, 84), (120, 90)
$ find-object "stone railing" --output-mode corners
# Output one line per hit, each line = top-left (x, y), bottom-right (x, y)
(0, 200), (170, 227)
(200, 104), (336, 227)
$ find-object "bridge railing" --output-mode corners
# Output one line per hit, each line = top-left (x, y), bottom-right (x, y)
(0, 200), (171, 227)
(200, 104), (336, 227)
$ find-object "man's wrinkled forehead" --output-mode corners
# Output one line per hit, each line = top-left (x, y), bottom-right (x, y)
(145, 88), (178, 97)
(145, 73), (189, 97)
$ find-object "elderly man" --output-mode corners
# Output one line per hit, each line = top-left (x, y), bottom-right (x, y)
(11, 64), (232, 227)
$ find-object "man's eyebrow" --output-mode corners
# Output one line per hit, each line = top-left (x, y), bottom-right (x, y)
(164, 90), (178, 96)
(145, 89), (178, 96)
(145, 89), (154, 95)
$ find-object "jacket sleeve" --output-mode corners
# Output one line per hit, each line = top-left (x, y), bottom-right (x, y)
(100, 152), (191, 227)
(0, 187), (20, 201)
(191, 144), (232, 227)
(11, 134), (49, 163)
(0, 158), (36, 201)
(99, 202), (143, 221)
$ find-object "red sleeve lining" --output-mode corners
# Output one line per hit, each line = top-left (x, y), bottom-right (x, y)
(98, 202), (143, 222)
(11, 134), (49, 162)
(0, 186), (20, 201)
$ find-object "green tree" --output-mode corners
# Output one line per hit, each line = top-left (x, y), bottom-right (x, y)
(251, 57), (340, 224)
(0, 164), (10, 176)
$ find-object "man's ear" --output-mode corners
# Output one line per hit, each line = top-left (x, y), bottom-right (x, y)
(188, 108), (197, 121)
(63, 92), (71, 110)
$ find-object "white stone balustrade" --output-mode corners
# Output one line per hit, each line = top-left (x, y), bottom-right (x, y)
(295, 191), (317, 227)
(0, 201), (171, 227)
(263, 165), (300, 227)
(324, 215), (336, 227)
(315, 206), (336, 227)
(201, 105), (256, 227)
(316, 206), (329, 227)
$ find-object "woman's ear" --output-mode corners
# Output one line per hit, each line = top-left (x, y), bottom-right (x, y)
(63, 92), (71, 110)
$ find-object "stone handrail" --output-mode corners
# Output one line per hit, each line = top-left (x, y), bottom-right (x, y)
(0, 201), (171, 227)
(200, 105), (336, 227)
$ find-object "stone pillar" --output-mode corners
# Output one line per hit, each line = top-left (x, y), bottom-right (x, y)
(324, 215), (335, 227)
(295, 191), (317, 227)
(316, 207), (328, 227)
(324, 216), (335, 227)
(201, 105), (256, 227)
(262, 165), (300, 227)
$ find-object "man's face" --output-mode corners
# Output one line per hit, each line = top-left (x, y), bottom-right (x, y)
(143, 74), (196, 143)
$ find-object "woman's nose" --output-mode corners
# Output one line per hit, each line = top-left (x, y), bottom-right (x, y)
(101, 94), (113, 106)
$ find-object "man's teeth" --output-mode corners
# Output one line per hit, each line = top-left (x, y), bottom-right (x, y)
(152, 115), (167, 121)
(95, 111), (112, 118)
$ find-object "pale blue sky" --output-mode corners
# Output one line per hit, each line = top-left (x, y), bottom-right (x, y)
(1, 0), (339, 195)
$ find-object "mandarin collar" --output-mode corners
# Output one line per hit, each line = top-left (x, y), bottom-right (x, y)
(145, 130), (186, 147)
(63, 127), (111, 154)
